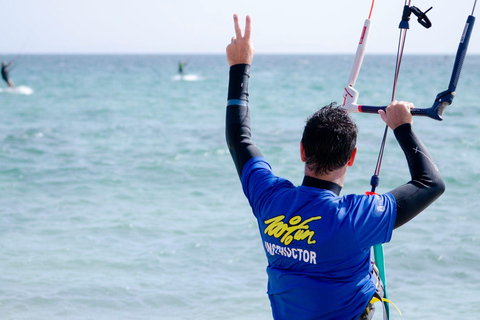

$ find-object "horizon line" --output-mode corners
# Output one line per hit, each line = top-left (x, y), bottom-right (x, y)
(1, 52), (478, 56)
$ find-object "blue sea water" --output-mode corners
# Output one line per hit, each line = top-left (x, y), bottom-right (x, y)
(0, 54), (479, 319)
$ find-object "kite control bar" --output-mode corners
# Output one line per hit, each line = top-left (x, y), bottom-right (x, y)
(354, 89), (455, 120)
(343, 85), (455, 121)
(343, 7), (476, 121)
(356, 91), (452, 120)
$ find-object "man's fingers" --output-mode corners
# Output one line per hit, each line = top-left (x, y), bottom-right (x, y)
(378, 109), (387, 123)
(388, 100), (398, 108)
(244, 15), (252, 40)
(233, 14), (242, 39)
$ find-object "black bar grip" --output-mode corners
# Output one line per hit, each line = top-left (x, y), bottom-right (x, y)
(360, 105), (431, 117)
(359, 105), (386, 114)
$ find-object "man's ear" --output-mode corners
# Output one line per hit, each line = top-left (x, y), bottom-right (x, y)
(300, 141), (306, 162)
(347, 147), (357, 166)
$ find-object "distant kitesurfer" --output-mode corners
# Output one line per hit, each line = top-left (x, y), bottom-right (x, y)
(225, 14), (444, 320)
(1, 61), (15, 88)
(178, 61), (186, 75)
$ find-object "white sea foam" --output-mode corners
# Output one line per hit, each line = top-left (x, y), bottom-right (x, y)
(0, 85), (34, 95)
(172, 74), (202, 81)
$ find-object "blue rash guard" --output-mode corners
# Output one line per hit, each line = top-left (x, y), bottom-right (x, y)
(241, 157), (396, 320)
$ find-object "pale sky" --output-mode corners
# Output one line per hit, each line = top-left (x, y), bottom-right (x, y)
(1, 0), (479, 54)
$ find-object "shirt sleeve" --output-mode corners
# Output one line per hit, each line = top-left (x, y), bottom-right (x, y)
(346, 193), (397, 250)
(241, 157), (294, 218)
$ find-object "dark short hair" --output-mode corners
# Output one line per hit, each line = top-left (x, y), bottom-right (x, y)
(301, 103), (358, 175)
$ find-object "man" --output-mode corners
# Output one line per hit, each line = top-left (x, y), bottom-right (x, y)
(225, 14), (445, 320)
(179, 61), (186, 75)
(1, 61), (15, 88)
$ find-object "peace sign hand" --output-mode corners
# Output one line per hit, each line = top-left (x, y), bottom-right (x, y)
(226, 14), (255, 66)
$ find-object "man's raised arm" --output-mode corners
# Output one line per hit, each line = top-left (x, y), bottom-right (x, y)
(379, 101), (445, 228)
(225, 15), (262, 178)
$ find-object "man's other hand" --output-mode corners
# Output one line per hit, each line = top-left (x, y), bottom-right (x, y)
(226, 14), (254, 66)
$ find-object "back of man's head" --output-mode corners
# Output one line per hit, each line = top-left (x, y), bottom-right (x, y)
(301, 103), (358, 175)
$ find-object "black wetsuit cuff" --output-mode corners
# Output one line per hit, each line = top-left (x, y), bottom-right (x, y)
(228, 64), (250, 101)
(393, 123), (412, 137)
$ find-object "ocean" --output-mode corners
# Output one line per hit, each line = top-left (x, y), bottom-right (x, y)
(1, 54), (479, 319)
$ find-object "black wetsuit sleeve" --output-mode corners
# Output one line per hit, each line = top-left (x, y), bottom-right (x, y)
(225, 64), (263, 178)
(388, 123), (445, 228)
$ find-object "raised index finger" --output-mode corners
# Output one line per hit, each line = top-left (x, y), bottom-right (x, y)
(244, 15), (252, 40)
(233, 14), (242, 39)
